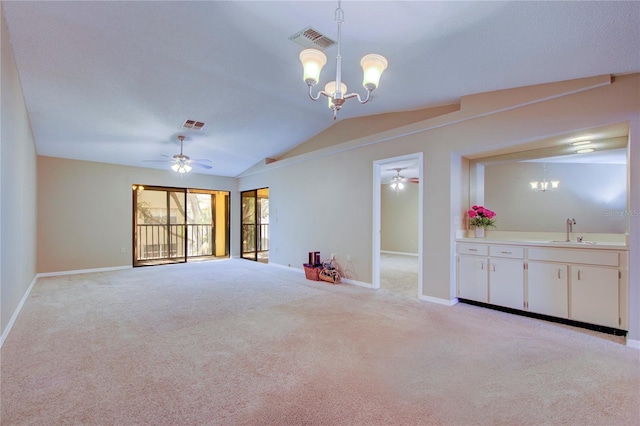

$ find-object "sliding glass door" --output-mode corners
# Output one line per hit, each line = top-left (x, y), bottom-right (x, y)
(241, 188), (269, 262)
(133, 186), (187, 265)
(133, 185), (229, 266)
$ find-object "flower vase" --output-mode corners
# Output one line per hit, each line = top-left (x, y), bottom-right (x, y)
(474, 227), (485, 238)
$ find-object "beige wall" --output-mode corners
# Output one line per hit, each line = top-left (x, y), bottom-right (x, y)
(37, 157), (239, 273)
(239, 74), (640, 340)
(381, 183), (419, 253)
(1, 6), (38, 341)
(280, 105), (460, 160)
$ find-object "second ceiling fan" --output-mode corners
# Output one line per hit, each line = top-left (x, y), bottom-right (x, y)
(144, 135), (212, 173)
(388, 168), (418, 191)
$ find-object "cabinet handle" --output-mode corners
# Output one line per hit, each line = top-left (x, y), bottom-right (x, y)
(500, 251), (512, 254)
(468, 248), (478, 252)
(481, 262), (484, 270)
(578, 270), (582, 280)
(492, 264), (496, 272)
(558, 269), (561, 279)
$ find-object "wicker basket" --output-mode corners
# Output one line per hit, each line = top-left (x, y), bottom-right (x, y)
(303, 264), (321, 281)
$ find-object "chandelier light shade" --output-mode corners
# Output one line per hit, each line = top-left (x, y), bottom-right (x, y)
(529, 163), (559, 192)
(361, 54), (388, 90)
(298, 1), (388, 119)
(300, 49), (327, 85)
(324, 81), (348, 107)
(529, 180), (559, 192)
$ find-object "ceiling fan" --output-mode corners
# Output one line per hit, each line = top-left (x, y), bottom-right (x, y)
(388, 168), (418, 190)
(144, 135), (212, 173)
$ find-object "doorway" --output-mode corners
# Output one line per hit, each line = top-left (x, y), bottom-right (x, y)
(241, 188), (269, 263)
(132, 185), (230, 266)
(372, 154), (423, 297)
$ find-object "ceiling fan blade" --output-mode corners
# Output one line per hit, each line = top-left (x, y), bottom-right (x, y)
(192, 162), (212, 169)
(143, 159), (175, 163)
(407, 177), (419, 183)
(190, 159), (212, 164)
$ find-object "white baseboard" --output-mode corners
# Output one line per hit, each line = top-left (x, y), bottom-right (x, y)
(37, 265), (131, 278)
(626, 339), (640, 349)
(341, 278), (373, 288)
(268, 262), (303, 272)
(419, 295), (459, 306)
(380, 250), (419, 257)
(1, 275), (38, 348)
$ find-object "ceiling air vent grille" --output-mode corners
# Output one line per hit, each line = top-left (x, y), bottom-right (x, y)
(183, 119), (206, 130)
(289, 27), (335, 50)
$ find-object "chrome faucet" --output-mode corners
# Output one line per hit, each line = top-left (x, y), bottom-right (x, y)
(566, 218), (576, 242)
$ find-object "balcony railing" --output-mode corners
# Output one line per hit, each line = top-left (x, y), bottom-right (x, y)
(258, 223), (269, 252)
(137, 223), (214, 261)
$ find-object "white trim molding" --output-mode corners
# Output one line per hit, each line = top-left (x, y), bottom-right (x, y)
(419, 295), (460, 306)
(341, 278), (374, 289)
(37, 265), (131, 278)
(1, 275), (38, 347)
(268, 262), (303, 273)
(380, 250), (419, 257)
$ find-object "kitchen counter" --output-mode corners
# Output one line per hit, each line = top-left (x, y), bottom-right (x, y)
(455, 237), (628, 250)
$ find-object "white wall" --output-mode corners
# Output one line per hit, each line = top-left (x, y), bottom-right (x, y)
(1, 6), (38, 342)
(381, 183), (418, 253)
(485, 162), (627, 233)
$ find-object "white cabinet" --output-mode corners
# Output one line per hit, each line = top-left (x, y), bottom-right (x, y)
(528, 247), (621, 329)
(455, 240), (628, 331)
(457, 243), (523, 307)
(570, 266), (619, 328)
(488, 245), (524, 310)
(489, 257), (524, 310)
(457, 254), (488, 303)
(528, 262), (568, 318)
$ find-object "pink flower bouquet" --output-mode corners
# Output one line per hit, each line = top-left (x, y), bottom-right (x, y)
(468, 205), (496, 228)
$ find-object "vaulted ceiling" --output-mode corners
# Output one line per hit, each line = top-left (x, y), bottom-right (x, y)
(3, 1), (639, 177)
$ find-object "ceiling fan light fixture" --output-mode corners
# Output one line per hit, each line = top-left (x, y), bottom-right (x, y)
(142, 135), (214, 173)
(171, 163), (192, 173)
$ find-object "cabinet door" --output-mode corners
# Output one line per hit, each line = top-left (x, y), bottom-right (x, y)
(489, 258), (524, 310)
(528, 262), (568, 318)
(570, 266), (619, 328)
(457, 256), (488, 303)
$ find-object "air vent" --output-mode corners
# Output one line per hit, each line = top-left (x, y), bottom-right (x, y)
(289, 27), (335, 50)
(183, 119), (206, 130)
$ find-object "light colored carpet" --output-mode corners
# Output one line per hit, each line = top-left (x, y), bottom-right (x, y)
(380, 253), (419, 298)
(1, 259), (639, 425)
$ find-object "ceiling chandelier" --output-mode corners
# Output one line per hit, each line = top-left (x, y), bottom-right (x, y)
(529, 163), (559, 192)
(298, 1), (388, 119)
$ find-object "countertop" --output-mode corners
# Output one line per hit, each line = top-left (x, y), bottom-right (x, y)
(455, 237), (628, 250)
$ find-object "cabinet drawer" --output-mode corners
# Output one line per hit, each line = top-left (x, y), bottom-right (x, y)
(528, 248), (618, 267)
(490, 245), (524, 259)
(457, 243), (488, 256)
